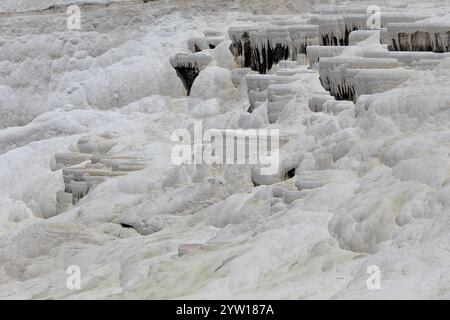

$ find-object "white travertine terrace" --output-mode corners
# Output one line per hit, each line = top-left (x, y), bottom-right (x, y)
(228, 8), (431, 74)
(224, 1), (450, 136)
(319, 57), (403, 100)
(348, 30), (380, 45)
(53, 135), (146, 206)
(345, 68), (415, 100)
(362, 50), (450, 64)
(306, 45), (347, 68)
(246, 73), (306, 109)
(266, 75), (328, 122)
(229, 1), (450, 172)
(229, 24), (319, 73)
(3, 0), (450, 301)
(319, 13), (429, 46)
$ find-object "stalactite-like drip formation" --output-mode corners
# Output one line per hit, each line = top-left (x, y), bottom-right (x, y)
(170, 29), (224, 95)
(319, 13), (429, 47)
(319, 57), (402, 100)
(229, 10), (430, 76)
(229, 24), (319, 73)
(225, 5), (449, 123)
(388, 22), (450, 52)
(229, 26), (261, 69)
(319, 15), (347, 46)
(346, 68), (415, 101)
(169, 52), (212, 95)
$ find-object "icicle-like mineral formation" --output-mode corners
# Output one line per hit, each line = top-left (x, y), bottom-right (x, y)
(319, 57), (402, 100)
(387, 22), (450, 52)
(169, 52), (212, 95)
(319, 13), (429, 46)
(229, 23), (319, 73)
(346, 68), (414, 101)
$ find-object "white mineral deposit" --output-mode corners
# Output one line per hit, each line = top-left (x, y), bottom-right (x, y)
(1, 0), (450, 300)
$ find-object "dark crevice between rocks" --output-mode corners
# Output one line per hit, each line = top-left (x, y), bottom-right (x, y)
(248, 43), (290, 74)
